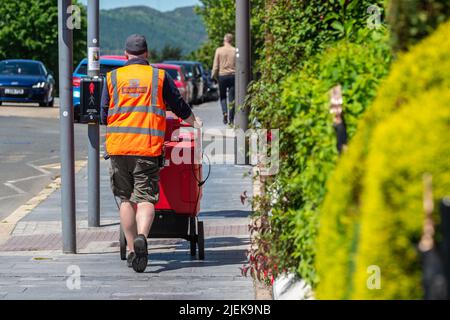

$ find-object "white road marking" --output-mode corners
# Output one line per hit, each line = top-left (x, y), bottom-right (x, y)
(0, 159), (87, 244)
(0, 156), (59, 201)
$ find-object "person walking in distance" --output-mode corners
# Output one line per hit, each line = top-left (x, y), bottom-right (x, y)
(101, 34), (202, 273)
(212, 33), (236, 125)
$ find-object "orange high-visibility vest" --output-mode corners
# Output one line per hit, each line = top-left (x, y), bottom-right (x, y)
(106, 64), (166, 157)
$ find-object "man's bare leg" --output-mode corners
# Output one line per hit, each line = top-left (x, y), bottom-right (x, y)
(136, 202), (156, 236)
(120, 201), (137, 252)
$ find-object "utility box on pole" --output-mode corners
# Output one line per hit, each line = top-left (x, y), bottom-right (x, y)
(80, 77), (103, 124)
(87, 0), (101, 227)
(58, 0), (76, 253)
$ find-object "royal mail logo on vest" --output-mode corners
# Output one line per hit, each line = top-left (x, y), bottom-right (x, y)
(122, 79), (148, 97)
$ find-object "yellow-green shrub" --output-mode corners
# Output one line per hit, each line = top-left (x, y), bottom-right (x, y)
(353, 90), (450, 299)
(316, 20), (450, 299)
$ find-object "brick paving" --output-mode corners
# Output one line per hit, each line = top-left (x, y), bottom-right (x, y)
(0, 225), (248, 252)
(0, 101), (256, 299)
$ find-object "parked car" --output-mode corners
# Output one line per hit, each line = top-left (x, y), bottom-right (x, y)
(0, 59), (55, 107)
(73, 55), (126, 121)
(163, 60), (204, 105)
(152, 63), (192, 104)
(187, 61), (218, 102)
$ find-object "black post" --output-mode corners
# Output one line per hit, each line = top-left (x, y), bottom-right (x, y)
(235, 0), (251, 165)
(58, 0), (76, 253)
(235, 0), (250, 132)
(87, 0), (100, 227)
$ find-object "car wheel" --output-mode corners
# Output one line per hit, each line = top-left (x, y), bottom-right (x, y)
(74, 109), (80, 123)
(0, 101), (2, 106)
(39, 96), (54, 107)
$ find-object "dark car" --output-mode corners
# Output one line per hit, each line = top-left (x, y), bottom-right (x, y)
(163, 60), (204, 105)
(186, 61), (218, 102)
(0, 59), (55, 107)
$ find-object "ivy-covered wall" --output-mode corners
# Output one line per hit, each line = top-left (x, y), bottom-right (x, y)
(246, 0), (387, 285)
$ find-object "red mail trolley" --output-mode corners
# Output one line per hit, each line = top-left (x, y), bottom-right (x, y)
(119, 111), (206, 260)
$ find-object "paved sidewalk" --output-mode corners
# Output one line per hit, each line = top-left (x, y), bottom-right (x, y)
(0, 101), (255, 300)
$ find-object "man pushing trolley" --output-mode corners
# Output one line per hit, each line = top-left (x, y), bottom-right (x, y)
(101, 34), (202, 273)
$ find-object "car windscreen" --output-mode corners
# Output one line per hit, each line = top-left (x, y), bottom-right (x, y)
(171, 64), (193, 78)
(161, 68), (181, 81)
(0, 61), (42, 76)
(183, 65), (194, 78)
(75, 63), (123, 76)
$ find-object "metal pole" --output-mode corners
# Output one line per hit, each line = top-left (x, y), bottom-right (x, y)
(87, 0), (100, 227)
(440, 197), (450, 299)
(235, 0), (251, 132)
(58, 0), (76, 253)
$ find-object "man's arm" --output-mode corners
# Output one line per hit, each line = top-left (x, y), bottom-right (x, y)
(100, 80), (110, 125)
(163, 73), (202, 128)
(212, 48), (220, 81)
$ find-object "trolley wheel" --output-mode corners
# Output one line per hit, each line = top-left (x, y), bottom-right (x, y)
(198, 221), (205, 260)
(119, 225), (127, 261)
(190, 217), (197, 256)
(190, 238), (197, 256)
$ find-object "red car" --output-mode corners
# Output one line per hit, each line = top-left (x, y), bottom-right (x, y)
(152, 63), (192, 104)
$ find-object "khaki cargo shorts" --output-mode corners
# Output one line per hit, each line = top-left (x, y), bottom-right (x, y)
(109, 155), (160, 204)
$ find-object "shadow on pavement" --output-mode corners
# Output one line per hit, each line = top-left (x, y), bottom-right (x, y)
(147, 236), (249, 274)
(200, 210), (250, 218)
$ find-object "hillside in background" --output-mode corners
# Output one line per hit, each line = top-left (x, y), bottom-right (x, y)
(100, 6), (207, 56)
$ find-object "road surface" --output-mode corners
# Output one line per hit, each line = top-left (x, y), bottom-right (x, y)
(0, 101), (103, 220)
(0, 100), (224, 220)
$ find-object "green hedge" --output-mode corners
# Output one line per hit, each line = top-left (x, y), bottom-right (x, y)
(270, 34), (391, 284)
(316, 20), (450, 299)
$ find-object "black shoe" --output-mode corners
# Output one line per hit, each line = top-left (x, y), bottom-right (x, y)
(132, 234), (148, 273)
(223, 113), (228, 125)
(127, 252), (135, 268)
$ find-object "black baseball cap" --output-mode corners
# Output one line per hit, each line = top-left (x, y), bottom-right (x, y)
(125, 34), (148, 55)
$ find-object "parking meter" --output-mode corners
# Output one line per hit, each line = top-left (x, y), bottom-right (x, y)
(80, 77), (103, 124)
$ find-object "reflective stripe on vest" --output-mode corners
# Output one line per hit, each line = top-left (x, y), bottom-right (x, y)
(105, 65), (166, 157)
(107, 126), (165, 138)
(108, 105), (166, 117)
(110, 69), (119, 108)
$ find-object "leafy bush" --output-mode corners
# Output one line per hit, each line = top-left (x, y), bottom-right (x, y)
(250, 0), (385, 128)
(266, 34), (391, 284)
(0, 0), (86, 75)
(316, 20), (450, 299)
(387, 0), (450, 51)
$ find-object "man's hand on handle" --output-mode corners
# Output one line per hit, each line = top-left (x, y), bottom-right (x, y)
(183, 113), (203, 129)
